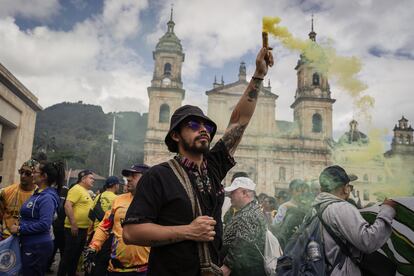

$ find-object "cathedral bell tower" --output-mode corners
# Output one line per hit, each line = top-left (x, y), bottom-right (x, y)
(290, 16), (335, 139)
(390, 116), (414, 155)
(144, 8), (185, 165)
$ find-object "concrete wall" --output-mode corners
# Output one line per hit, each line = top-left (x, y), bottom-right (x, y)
(0, 64), (41, 187)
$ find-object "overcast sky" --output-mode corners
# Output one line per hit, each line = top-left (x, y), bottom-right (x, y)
(0, 0), (413, 144)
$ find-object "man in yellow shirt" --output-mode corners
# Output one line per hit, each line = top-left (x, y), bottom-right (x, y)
(0, 159), (38, 239)
(57, 169), (94, 276)
(91, 176), (119, 231)
(84, 164), (150, 275)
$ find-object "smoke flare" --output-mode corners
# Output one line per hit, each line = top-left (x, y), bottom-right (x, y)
(262, 16), (373, 121)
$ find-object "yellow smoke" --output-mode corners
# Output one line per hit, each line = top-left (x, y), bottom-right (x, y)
(263, 16), (372, 121)
(262, 17), (414, 201)
(334, 128), (414, 201)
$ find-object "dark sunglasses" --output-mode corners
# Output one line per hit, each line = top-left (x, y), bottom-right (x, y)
(185, 120), (214, 134)
(18, 170), (33, 177)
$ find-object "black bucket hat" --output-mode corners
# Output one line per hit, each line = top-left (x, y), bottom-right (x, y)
(165, 105), (217, 153)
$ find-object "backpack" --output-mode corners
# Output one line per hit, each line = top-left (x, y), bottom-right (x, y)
(55, 186), (69, 223)
(276, 202), (353, 276)
(88, 193), (105, 222)
(276, 210), (329, 276)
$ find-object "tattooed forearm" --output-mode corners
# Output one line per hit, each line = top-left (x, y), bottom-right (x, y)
(222, 78), (262, 155)
(222, 123), (247, 155)
(247, 78), (262, 102)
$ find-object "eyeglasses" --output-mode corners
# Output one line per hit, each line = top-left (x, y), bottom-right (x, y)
(18, 170), (33, 177)
(185, 120), (214, 134)
(347, 184), (354, 191)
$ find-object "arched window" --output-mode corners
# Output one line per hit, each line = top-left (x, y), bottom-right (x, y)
(159, 104), (170, 123)
(363, 174), (369, 182)
(279, 167), (286, 181)
(164, 63), (172, 76)
(312, 113), (322, 133)
(312, 73), (320, 86)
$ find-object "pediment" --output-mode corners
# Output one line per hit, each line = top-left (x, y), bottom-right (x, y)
(206, 80), (277, 98)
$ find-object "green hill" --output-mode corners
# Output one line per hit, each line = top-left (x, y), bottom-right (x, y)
(33, 102), (148, 177)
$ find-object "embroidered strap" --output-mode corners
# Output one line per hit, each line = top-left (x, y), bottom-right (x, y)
(168, 159), (223, 276)
(168, 159), (198, 215)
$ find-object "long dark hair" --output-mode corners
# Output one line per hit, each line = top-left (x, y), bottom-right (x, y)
(39, 161), (65, 193)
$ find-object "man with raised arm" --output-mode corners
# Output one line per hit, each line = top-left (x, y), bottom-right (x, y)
(122, 47), (273, 276)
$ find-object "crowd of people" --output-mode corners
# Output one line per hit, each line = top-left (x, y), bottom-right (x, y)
(0, 46), (399, 276)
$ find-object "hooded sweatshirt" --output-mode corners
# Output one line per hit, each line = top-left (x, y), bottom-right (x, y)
(312, 192), (395, 276)
(19, 187), (60, 246)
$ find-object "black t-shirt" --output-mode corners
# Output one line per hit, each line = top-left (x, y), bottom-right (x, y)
(123, 140), (235, 276)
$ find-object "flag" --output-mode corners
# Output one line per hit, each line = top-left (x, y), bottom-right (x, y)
(0, 236), (21, 276)
(360, 197), (414, 276)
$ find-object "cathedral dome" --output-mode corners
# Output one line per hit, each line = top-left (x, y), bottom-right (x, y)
(155, 10), (183, 54)
(155, 29), (183, 53)
(337, 120), (369, 145)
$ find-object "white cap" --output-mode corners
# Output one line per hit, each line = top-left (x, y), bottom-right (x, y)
(224, 177), (256, 192)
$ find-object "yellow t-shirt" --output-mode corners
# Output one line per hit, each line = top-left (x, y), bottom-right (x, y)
(92, 190), (117, 230)
(0, 183), (35, 238)
(64, 184), (94, 229)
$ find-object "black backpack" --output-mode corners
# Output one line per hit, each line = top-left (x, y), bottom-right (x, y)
(88, 193), (105, 222)
(275, 203), (354, 276)
(55, 186), (69, 224)
(276, 209), (330, 276)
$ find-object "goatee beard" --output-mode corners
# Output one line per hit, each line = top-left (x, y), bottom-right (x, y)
(182, 138), (210, 154)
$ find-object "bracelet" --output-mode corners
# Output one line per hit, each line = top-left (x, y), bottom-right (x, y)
(252, 76), (264, 81)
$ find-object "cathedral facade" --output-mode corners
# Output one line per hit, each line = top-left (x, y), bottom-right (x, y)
(144, 15), (414, 196)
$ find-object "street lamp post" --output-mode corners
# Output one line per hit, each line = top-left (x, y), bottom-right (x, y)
(108, 115), (115, 176)
(108, 113), (122, 176)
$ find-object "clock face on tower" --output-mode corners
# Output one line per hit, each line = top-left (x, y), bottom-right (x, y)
(162, 77), (171, 87)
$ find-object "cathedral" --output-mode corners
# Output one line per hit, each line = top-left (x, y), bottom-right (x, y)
(143, 13), (414, 197)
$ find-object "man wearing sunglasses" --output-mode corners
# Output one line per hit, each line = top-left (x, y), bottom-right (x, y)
(123, 47), (273, 276)
(312, 165), (396, 276)
(0, 159), (38, 239)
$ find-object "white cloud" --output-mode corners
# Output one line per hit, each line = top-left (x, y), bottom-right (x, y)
(0, 0), (412, 143)
(101, 0), (149, 41)
(0, 0), (59, 20)
(0, 0), (151, 113)
(0, 17), (100, 76)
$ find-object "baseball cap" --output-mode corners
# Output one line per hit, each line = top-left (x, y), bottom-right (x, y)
(319, 165), (357, 190)
(104, 176), (121, 188)
(122, 164), (150, 176)
(224, 177), (256, 192)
